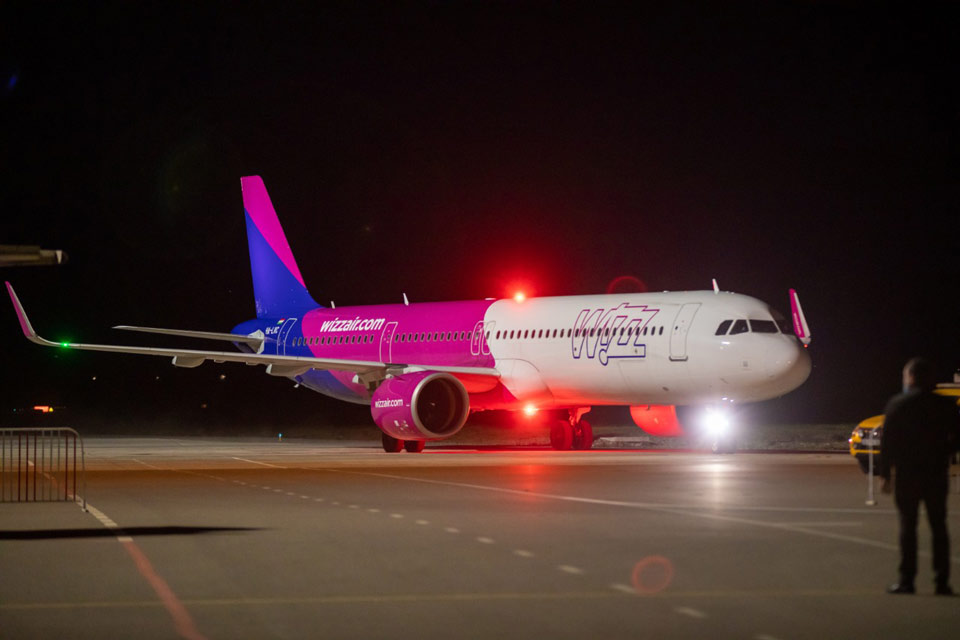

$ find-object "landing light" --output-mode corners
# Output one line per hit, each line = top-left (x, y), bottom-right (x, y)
(523, 404), (538, 417)
(700, 409), (730, 437)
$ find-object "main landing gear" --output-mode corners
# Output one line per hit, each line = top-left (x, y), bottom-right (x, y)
(381, 433), (426, 453)
(550, 408), (594, 451)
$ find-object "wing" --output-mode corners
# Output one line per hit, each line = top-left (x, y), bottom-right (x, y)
(6, 282), (499, 383)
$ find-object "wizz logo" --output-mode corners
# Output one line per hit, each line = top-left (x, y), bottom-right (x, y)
(571, 303), (659, 365)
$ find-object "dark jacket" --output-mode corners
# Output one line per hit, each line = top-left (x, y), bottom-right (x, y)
(880, 390), (960, 481)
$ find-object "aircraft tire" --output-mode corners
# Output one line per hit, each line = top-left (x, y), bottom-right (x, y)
(573, 420), (594, 450)
(550, 420), (574, 451)
(403, 439), (426, 453)
(382, 433), (403, 453)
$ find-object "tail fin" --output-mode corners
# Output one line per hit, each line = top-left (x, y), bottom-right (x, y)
(241, 176), (320, 318)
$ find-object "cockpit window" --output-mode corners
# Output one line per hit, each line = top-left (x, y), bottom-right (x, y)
(715, 320), (733, 335)
(749, 319), (778, 333)
(730, 319), (749, 335)
(770, 308), (792, 334)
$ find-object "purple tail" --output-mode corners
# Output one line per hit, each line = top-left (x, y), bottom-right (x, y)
(241, 176), (320, 318)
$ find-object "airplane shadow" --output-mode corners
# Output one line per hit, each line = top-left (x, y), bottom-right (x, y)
(0, 526), (262, 540)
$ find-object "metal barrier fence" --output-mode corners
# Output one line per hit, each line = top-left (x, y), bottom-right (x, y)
(0, 428), (86, 510)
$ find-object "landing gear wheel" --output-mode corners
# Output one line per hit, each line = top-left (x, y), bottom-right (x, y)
(381, 433), (403, 453)
(550, 420), (574, 450)
(403, 439), (426, 453)
(573, 420), (594, 450)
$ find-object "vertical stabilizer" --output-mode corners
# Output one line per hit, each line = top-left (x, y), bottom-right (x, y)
(241, 176), (320, 318)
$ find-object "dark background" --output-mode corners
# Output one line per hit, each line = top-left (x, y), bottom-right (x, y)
(2, 2), (957, 435)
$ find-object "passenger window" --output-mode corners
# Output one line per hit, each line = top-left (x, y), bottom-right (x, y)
(659, 326), (664, 336)
(730, 320), (749, 335)
(749, 320), (778, 333)
(715, 320), (733, 335)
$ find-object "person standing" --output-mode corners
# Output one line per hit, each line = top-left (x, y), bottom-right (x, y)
(880, 357), (960, 595)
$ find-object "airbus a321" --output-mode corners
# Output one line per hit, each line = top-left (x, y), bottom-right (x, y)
(7, 176), (812, 452)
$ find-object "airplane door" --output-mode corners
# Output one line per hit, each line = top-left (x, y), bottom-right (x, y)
(669, 303), (700, 362)
(470, 320), (496, 359)
(277, 318), (298, 356)
(379, 321), (397, 363)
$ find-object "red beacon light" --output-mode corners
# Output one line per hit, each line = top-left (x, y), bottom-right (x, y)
(513, 291), (526, 303)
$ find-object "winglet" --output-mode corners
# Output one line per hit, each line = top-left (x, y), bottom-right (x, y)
(5, 282), (60, 347)
(789, 288), (811, 346)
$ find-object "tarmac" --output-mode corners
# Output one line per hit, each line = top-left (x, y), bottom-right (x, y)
(2, 437), (958, 639)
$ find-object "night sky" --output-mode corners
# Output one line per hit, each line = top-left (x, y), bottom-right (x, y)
(2, 2), (958, 433)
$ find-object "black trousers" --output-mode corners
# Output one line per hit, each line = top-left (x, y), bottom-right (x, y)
(895, 473), (950, 586)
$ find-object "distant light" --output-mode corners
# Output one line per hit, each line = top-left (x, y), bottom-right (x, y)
(514, 291), (526, 303)
(33, 405), (53, 413)
(219, 374), (226, 380)
(523, 404), (538, 416)
(60, 341), (70, 348)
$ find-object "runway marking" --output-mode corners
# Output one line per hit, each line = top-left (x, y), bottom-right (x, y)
(756, 635), (784, 640)
(416, 519), (430, 525)
(0, 587), (895, 611)
(558, 565), (583, 575)
(314, 498), (324, 502)
(476, 536), (495, 544)
(367, 508), (380, 513)
(84, 503), (208, 640)
(0, 590), (636, 610)
(674, 606), (707, 619)
(514, 550), (535, 558)
(299, 495), (310, 499)
(333, 471), (947, 561)
(390, 513), (404, 519)
(231, 457), (285, 468)
(778, 521), (862, 527)
(444, 527), (460, 534)
(132, 459), (165, 470)
(348, 504), (359, 509)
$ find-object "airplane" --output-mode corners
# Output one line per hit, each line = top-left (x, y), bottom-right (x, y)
(6, 175), (812, 453)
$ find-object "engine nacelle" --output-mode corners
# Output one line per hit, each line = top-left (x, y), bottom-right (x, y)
(629, 404), (685, 437)
(371, 371), (470, 441)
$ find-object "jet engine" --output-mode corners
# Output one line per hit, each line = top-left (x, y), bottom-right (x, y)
(370, 371), (470, 441)
(629, 404), (684, 437)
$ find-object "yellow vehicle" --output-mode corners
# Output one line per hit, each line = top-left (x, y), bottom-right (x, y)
(850, 383), (960, 474)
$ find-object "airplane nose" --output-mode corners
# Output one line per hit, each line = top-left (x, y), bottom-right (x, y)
(766, 338), (812, 391)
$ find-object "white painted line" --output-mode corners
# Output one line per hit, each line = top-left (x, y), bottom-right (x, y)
(273, 489), (283, 493)
(514, 550), (535, 558)
(777, 521), (862, 527)
(444, 527), (460, 534)
(415, 519), (430, 526)
(674, 606), (707, 619)
(367, 508), (380, 513)
(314, 498), (324, 502)
(231, 457), (285, 468)
(286, 492), (296, 496)
(390, 513), (404, 519)
(756, 635), (784, 640)
(476, 537), (495, 544)
(338, 471), (915, 558)
(332, 501), (340, 506)
(558, 565), (583, 575)
(300, 495), (310, 499)
(132, 459), (165, 470)
(610, 583), (636, 595)
(348, 505), (359, 509)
